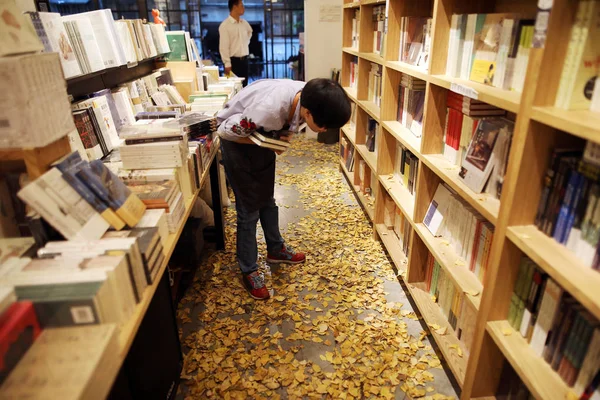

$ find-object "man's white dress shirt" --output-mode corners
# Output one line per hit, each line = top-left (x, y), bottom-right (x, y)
(219, 16), (252, 68)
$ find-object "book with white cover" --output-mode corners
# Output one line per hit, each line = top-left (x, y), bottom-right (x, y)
(150, 23), (170, 54)
(112, 88), (137, 127)
(136, 209), (169, 247)
(76, 10), (126, 67)
(62, 16), (105, 73)
(114, 20), (137, 63)
(142, 24), (158, 57)
(38, 12), (81, 78)
(423, 183), (454, 236)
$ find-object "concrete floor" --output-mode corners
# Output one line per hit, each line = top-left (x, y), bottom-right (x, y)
(176, 134), (460, 399)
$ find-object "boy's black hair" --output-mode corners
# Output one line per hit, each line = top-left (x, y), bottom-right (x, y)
(228, 0), (241, 11)
(300, 78), (351, 129)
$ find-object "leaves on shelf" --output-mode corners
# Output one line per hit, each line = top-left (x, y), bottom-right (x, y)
(465, 290), (480, 297)
(502, 328), (513, 336)
(449, 344), (463, 358)
(454, 259), (466, 266)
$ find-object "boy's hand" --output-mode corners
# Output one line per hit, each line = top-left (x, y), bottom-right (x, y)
(279, 135), (292, 143)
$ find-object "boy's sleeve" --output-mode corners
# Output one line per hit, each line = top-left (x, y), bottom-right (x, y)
(218, 112), (253, 141)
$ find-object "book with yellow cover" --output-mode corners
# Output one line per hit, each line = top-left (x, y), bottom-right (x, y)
(469, 14), (515, 85)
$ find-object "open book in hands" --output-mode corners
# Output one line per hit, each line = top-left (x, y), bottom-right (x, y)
(249, 130), (292, 153)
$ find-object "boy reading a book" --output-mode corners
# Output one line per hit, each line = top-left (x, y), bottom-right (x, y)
(217, 78), (351, 299)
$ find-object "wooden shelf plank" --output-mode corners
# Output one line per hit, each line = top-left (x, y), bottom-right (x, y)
(386, 61), (430, 83)
(413, 223), (482, 311)
(355, 144), (377, 173)
(531, 106), (600, 142)
(344, 87), (358, 102)
(118, 142), (219, 357)
(487, 321), (572, 400)
(340, 159), (374, 220)
(421, 154), (500, 225)
(406, 282), (467, 387)
(343, 2), (361, 8)
(361, 52), (385, 65)
(381, 120), (422, 156)
(375, 223), (408, 274)
(378, 173), (415, 221)
(361, 0), (386, 5)
(507, 225), (600, 320)
(429, 75), (521, 114)
(342, 47), (360, 56)
(358, 100), (381, 121)
(341, 124), (357, 145)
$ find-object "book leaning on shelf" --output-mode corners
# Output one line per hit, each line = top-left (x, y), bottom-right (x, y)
(393, 143), (418, 195)
(372, 5), (385, 57)
(398, 17), (432, 70)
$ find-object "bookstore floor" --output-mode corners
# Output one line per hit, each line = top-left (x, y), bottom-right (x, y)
(175, 135), (459, 399)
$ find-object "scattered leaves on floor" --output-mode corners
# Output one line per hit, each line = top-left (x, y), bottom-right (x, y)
(176, 136), (457, 399)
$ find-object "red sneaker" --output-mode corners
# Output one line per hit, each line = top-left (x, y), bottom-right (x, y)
(266, 245), (306, 264)
(241, 271), (270, 300)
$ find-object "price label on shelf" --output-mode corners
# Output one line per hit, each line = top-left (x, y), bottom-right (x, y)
(450, 83), (479, 100)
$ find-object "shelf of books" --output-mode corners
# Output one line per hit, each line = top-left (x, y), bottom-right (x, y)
(340, 0), (600, 397)
(0, 3), (230, 398)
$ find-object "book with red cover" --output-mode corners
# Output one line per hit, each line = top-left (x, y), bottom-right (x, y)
(0, 301), (41, 384)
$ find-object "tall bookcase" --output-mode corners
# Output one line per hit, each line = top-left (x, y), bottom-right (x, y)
(339, 0), (600, 398)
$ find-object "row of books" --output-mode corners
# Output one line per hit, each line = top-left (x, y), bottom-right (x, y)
(26, 10), (171, 79)
(442, 91), (506, 167)
(496, 362), (535, 399)
(382, 193), (411, 256)
(341, 137), (355, 172)
(555, 0), (600, 112)
(351, 9), (360, 50)
(358, 159), (373, 196)
(350, 56), (358, 89)
(368, 62), (382, 107)
(396, 75), (425, 138)
(424, 253), (478, 355)
(445, 14), (534, 92)
(509, 256), (600, 396)
(398, 17), (432, 71)
(372, 5), (385, 56)
(424, 183), (495, 284)
(394, 143), (418, 196)
(535, 142), (600, 270)
(365, 118), (378, 154)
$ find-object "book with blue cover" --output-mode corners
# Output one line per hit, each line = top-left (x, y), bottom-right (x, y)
(76, 160), (146, 227)
(54, 152), (125, 230)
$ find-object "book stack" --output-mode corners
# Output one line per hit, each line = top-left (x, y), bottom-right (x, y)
(372, 5), (385, 56)
(365, 118), (379, 153)
(396, 75), (426, 138)
(425, 253), (477, 354)
(0, 324), (119, 399)
(0, 19), (76, 149)
(555, 0), (600, 112)
(445, 14), (535, 92)
(189, 93), (229, 115)
(352, 9), (360, 49)
(17, 151), (147, 240)
(350, 56), (359, 90)
(394, 143), (418, 195)
(424, 183), (495, 283)
(398, 17), (432, 70)
(509, 257), (600, 395)
(368, 63), (383, 107)
(136, 209), (169, 247)
(340, 137), (355, 172)
(443, 92), (506, 167)
(119, 128), (189, 170)
(534, 142), (600, 270)
(458, 116), (514, 199)
(125, 180), (186, 233)
(103, 227), (165, 283)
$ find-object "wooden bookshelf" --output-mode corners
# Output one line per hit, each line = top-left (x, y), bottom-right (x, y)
(339, 0), (599, 397)
(355, 144), (377, 172)
(342, 124), (357, 145)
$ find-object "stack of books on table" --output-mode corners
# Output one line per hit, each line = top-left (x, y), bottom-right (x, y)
(125, 180), (186, 234)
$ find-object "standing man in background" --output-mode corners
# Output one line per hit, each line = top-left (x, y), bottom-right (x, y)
(219, 0), (252, 86)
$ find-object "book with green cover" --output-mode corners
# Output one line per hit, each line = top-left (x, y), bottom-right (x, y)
(165, 31), (189, 61)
